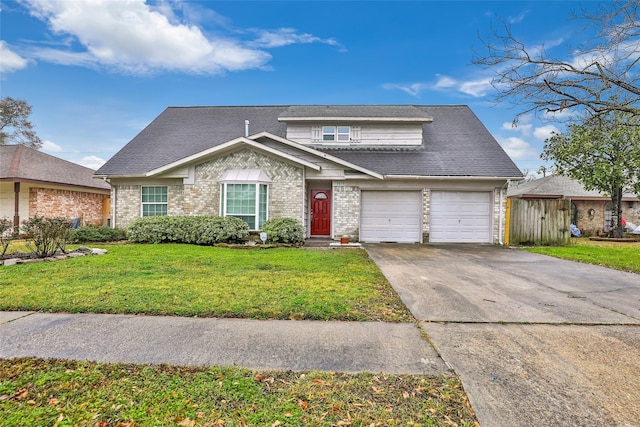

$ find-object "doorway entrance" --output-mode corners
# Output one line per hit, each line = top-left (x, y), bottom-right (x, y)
(310, 190), (331, 236)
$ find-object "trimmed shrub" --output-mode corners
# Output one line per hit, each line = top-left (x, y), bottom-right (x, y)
(22, 216), (72, 257)
(68, 226), (128, 243)
(127, 216), (250, 245)
(261, 218), (305, 244)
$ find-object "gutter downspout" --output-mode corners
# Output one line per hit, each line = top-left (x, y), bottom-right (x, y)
(499, 180), (510, 245)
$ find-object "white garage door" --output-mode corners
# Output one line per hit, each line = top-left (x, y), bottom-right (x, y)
(430, 191), (492, 243)
(361, 191), (422, 243)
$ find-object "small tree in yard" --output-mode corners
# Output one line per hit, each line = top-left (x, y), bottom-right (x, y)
(22, 216), (72, 257)
(0, 218), (14, 256)
(542, 111), (640, 238)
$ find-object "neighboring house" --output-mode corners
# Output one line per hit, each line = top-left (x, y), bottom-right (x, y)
(0, 145), (111, 227)
(95, 105), (523, 243)
(507, 174), (640, 235)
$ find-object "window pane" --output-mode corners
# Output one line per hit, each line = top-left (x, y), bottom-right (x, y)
(226, 184), (256, 215)
(142, 186), (167, 203)
(142, 204), (167, 216)
(233, 215), (255, 229)
(337, 126), (350, 141)
(141, 186), (168, 216)
(259, 184), (268, 228)
(322, 126), (335, 141)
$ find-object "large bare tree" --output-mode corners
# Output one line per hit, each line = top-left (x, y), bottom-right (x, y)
(474, 1), (640, 124)
(0, 97), (42, 149)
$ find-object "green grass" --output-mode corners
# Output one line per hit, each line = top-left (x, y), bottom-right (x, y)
(0, 244), (412, 322)
(0, 358), (477, 427)
(523, 238), (640, 274)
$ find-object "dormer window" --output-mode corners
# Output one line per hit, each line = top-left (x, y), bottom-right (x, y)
(322, 126), (351, 142)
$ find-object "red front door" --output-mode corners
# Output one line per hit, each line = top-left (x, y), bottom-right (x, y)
(311, 190), (331, 236)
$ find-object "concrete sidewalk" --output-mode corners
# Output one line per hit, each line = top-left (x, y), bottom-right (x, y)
(0, 311), (447, 374)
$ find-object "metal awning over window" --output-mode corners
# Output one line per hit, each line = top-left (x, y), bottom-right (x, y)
(219, 169), (272, 183)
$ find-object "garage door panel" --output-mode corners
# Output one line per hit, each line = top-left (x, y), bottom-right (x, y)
(361, 191), (422, 243)
(430, 191), (492, 243)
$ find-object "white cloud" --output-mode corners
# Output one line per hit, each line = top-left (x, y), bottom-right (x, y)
(248, 28), (339, 49)
(534, 124), (559, 141)
(458, 77), (493, 97)
(434, 75), (456, 89)
(508, 11), (529, 24)
(0, 41), (29, 73)
(21, 0), (274, 74)
(496, 136), (538, 161)
(41, 140), (63, 152)
(381, 82), (429, 97)
(75, 155), (106, 170)
(384, 74), (495, 98)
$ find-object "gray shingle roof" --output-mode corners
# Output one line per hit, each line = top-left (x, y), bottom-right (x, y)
(279, 105), (432, 119)
(508, 174), (639, 199)
(1, 145), (110, 190)
(96, 105), (523, 178)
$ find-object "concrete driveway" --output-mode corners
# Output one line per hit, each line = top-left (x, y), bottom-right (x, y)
(366, 244), (640, 427)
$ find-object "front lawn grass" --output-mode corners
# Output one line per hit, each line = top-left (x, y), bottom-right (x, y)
(0, 358), (477, 427)
(523, 238), (640, 274)
(0, 244), (412, 322)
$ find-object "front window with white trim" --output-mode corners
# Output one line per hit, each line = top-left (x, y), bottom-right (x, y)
(322, 126), (351, 141)
(141, 186), (167, 216)
(219, 169), (271, 230)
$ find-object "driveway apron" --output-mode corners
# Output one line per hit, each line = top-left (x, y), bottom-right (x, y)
(366, 244), (640, 427)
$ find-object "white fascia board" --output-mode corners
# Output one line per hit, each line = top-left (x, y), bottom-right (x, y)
(278, 117), (433, 123)
(146, 137), (320, 177)
(250, 131), (384, 180)
(384, 175), (525, 181)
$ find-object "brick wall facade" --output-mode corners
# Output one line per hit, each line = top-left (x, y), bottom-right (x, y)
(113, 149), (304, 230)
(422, 188), (430, 242)
(29, 187), (109, 226)
(332, 182), (360, 239)
(574, 199), (640, 236)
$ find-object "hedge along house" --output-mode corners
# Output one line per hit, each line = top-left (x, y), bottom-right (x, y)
(95, 105), (523, 244)
(0, 144), (111, 227)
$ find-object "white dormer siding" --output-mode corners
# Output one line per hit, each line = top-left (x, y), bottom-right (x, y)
(286, 122), (425, 146)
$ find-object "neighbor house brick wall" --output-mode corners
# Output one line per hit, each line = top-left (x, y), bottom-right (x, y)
(333, 182), (360, 239)
(572, 200), (610, 236)
(29, 187), (109, 226)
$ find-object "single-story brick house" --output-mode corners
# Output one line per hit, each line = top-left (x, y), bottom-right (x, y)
(507, 174), (640, 235)
(0, 144), (111, 227)
(95, 105), (523, 243)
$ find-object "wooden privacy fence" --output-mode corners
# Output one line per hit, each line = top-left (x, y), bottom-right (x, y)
(507, 198), (571, 245)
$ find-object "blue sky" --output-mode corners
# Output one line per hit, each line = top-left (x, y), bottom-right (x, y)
(1, 0), (600, 175)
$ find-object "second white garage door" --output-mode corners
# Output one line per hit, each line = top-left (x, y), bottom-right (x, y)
(430, 191), (492, 243)
(361, 191), (422, 243)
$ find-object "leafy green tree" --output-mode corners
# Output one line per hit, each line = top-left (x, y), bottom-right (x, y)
(542, 111), (640, 237)
(0, 97), (42, 148)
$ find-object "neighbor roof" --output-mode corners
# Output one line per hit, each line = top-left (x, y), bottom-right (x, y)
(0, 144), (110, 190)
(95, 105), (523, 179)
(507, 174), (639, 200)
